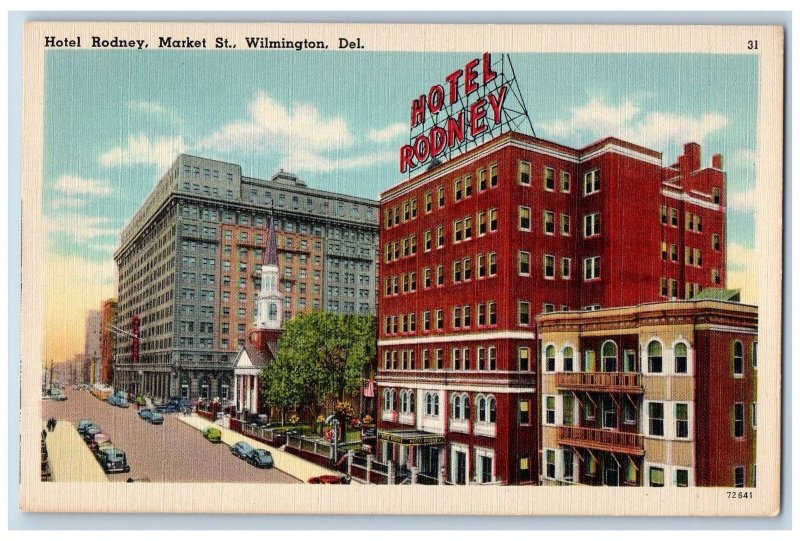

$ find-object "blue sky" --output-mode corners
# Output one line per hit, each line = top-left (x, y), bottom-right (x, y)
(42, 50), (759, 360)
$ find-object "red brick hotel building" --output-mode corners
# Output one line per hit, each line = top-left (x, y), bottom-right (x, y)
(375, 130), (748, 485)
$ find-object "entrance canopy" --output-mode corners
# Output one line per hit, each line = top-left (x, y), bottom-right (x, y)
(378, 429), (445, 446)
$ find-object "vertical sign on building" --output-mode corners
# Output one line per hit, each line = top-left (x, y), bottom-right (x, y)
(131, 315), (140, 364)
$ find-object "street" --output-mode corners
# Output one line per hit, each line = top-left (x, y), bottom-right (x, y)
(42, 388), (301, 484)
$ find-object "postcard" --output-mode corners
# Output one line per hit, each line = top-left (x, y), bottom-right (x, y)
(19, 21), (783, 516)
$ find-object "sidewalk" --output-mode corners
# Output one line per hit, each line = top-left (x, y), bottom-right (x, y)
(177, 414), (340, 483)
(42, 420), (108, 482)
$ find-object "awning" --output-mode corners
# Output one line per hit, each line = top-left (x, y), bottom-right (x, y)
(378, 429), (445, 446)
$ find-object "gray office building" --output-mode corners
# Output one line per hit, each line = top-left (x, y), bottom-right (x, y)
(113, 154), (379, 401)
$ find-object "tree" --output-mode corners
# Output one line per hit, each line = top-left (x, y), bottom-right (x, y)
(260, 312), (376, 424)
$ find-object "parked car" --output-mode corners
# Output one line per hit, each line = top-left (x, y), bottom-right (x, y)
(230, 441), (254, 459)
(95, 440), (115, 458)
(138, 409), (164, 425)
(107, 395), (119, 407)
(203, 427), (222, 443)
(88, 433), (111, 453)
(82, 425), (101, 443)
(76, 419), (92, 434)
(45, 388), (67, 401)
(97, 448), (130, 474)
(307, 474), (351, 484)
(247, 448), (274, 469)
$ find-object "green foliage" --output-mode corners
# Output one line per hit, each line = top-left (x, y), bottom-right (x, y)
(260, 312), (376, 420)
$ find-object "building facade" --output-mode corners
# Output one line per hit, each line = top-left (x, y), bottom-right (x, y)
(537, 299), (757, 488)
(99, 298), (118, 385)
(376, 131), (729, 485)
(113, 154), (379, 401)
(83, 310), (101, 384)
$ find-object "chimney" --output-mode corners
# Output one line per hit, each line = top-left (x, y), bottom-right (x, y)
(683, 142), (701, 172)
(712, 153), (723, 169)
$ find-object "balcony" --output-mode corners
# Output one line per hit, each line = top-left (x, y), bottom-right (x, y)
(398, 412), (416, 425)
(555, 372), (643, 394)
(557, 426), (644, 456)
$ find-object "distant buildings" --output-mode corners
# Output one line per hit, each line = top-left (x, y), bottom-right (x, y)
(99, 298), (118, 385)
(113, 154), (379, 401)
(83, 310), (101, 384)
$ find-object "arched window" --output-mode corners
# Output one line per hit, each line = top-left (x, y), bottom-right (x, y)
(433, 394), (440, 416)
(488, 396), (497, 423)
(674, 343), (688, 374)
(218, 376), (231, 401)
(563, 347), (574, 372)
(602, 341), (618, 372)
(647, 341), (663, 373)
(180, 376), (191, 399)
(477, 395), (487, 422)
(733, 341), (744, 376)
(425, 393), (433, 415)
(452, 394), (462, 419)
(268, 303), (278, 320)
(545, 345), (556, 372)
(463, 395), (471, 420)
(408, 392), (415, 413)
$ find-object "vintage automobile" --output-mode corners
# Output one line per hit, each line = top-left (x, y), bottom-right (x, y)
(247, 448), (274, 469)
(97, 448), (130, 474)
(88, 433), (111, 454)
(82, 425), (102, 443)
(202, 427), (222, 443)
(230, 441), (254, 459)
(138, 409), (164, 425)
(307, 474), (351, 484)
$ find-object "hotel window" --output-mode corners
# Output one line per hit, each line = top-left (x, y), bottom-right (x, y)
(437, 186), (445, 207)
(563, 347), (574, 372)
(734, 466), (745, 488)
(543, 211), (555, 234)
(661, 242), (668, 261)
(733, 403), (745, 438)
(543, 254), (555, 279)
(435, 349), (443, 369)
(436, 265), (444, 287)
(648, 402), (664, 436)
(463, 258), (472, 280)
(685, 211), (692, 231)
(545, 450), (556, 479)
(452, 260), (463, 283)
(410, 198), (418, 218)
(583, 256), (600, 281)
(560, 214), (571, 236)
(478, 168), (487, 191)
(519, 399), (531, 425)
(464, 217), (473, 239)
(563, 395), (575, 426)
(518, 206), (531, 231)
(675, 403), (689, 439)
(545, 345), (556, 372)
(518, 301), (530, 325)
(435, 309), (444, 330)
(712, 267), (721, 284)
(424, 191), (433, 213)
(488, 208), (498, 231)
(647, 341), (663, 373)
(519, 161), (531, 185)
(712, 233), (721, 250)
(623, 399), (636, 425)
(518, 251), (531, 275)
(437, 225), (445, 248)
(670, 208), (679, 227)
(423, 230), (432, 251)
(660, 205), (668, 225)
(477, 211), (487, 236)
(543, 167), (555, 191)
(601, 341), (618, 372)
(488, 301), (497, 325)
(489, 347), (497, 370)
(713, 187), (721, 204)
(464, 176), (473, 197)
(670, 244), (678, 262)
(451, 394), (470, 420)
(674, 342), (689, 373)
(733, 341), (744, 376)
(403, 201), (410, 221)
(545, 396), (556, 425)
(476, 254), (486, 278)
(422, 349), (430, 369)
(583, 212), (600, 237)
(560, 171), (571, 192)
(488, 252), (497, 275)
(423, 267), (431, 288)
(422, 311), (431, 332)
(583, 169), (600, 195)
(451, 347), (462, 368)
(477, 395), (497, 423)
(489, 163), (498, 187)
(649, 467), (665, 488)
(477, 347), (486, 370)
(476, 303), (486, 326)
(518, 347), (530, 371)
(561, 257), (571, 279)
(454, 178), (463, 201)
(543, 303), (555, 313)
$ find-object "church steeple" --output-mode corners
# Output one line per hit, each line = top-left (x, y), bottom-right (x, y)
(254, 215), (282, 330)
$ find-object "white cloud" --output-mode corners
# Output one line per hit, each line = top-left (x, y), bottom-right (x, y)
(368, 122), (407, 143)
(726, 242), (757, 304)
(50, 197), (86, 210)
(280, 148), (395, 174)
(126, 100), (182, 124)
(99, 134), (184, 170)
(46, 214), (119, 243)
(732, 148), (757, 165)
(542, 98), (727, 152)
(53, 174), (112, 196)
(197, 91), (353, 155)
(727, 187), (757, 213)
